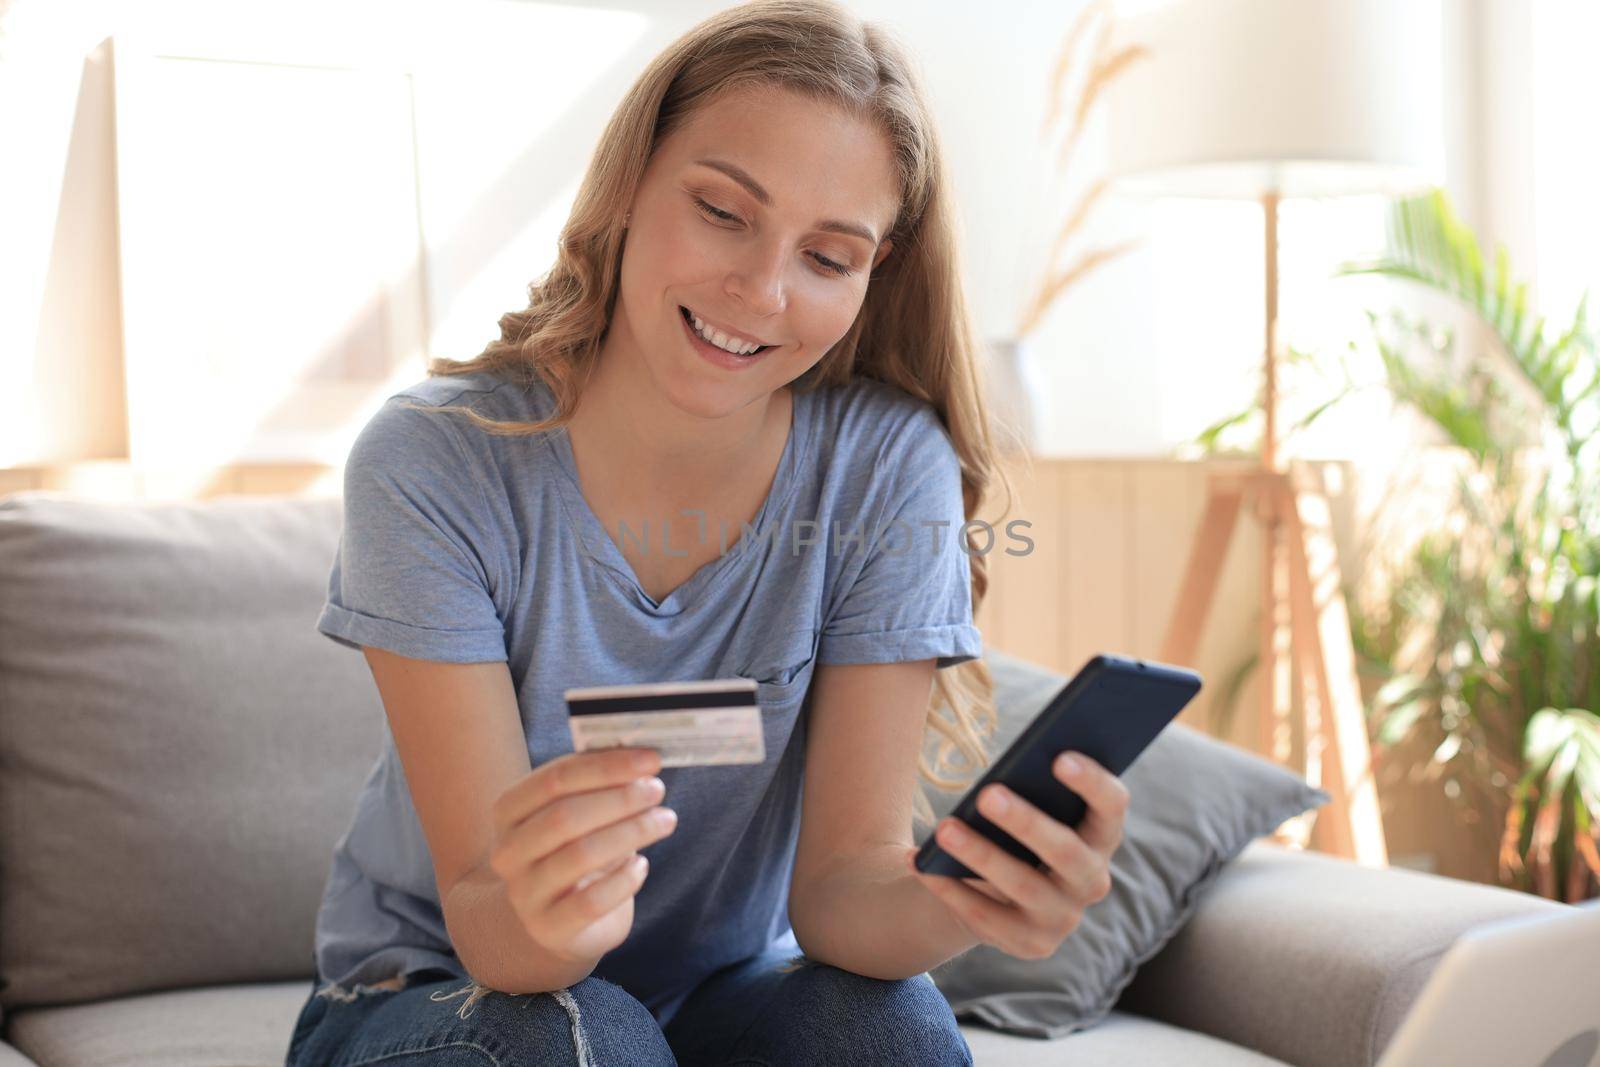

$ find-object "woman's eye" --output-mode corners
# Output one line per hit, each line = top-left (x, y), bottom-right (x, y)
(692, 196), (856, 278)
(692, 196), (738, 223)
(811, 253), (854, 277)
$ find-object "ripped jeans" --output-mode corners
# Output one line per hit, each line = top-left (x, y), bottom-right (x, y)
(284, 938), (974, 1066)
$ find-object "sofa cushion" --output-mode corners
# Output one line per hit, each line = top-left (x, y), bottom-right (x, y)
(0, 493), (384, 1013)
(924, 650), (1330, 1039)
(4, 980), (311, 1067)
(960, 1012), (1293, 1067)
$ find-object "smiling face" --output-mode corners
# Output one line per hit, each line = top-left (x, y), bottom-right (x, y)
(606, 84), (901, 418)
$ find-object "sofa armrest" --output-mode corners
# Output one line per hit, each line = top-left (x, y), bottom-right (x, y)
(1114, 839), (1566, 1067)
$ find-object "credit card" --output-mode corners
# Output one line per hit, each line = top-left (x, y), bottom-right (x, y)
(565, 678), (764, 767)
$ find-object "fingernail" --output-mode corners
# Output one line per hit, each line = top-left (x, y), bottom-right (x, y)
(1059, 754), (1083, 775)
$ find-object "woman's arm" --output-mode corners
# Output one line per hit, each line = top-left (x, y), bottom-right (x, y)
(786, 659), (983, 979)
(364, 648), (603, 992)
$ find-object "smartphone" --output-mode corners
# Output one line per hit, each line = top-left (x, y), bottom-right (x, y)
(913, 653), (1202, 880)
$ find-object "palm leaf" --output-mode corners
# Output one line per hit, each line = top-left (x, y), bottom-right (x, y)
(1194, 406), (1255, 453)
(1337, 190), (1598, 421)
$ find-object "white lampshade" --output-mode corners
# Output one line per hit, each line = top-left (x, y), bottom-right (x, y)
(1105, 0), (1445, 199)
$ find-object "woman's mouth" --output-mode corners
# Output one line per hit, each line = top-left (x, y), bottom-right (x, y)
(679, 305), (776, 369)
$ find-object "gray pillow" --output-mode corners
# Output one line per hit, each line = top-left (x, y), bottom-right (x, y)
(923, 649), (1331, 1039)
(0, 492), (382, 1014)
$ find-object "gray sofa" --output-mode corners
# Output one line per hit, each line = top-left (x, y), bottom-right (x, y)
(0, 490), (1564, 1067)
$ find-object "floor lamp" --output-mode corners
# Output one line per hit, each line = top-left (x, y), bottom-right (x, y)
(1103, 0), (1445, 866)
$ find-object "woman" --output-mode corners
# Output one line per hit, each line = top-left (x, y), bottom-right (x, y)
(286, 2), (1129, 1064)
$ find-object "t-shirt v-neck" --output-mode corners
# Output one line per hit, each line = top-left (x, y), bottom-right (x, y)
(542, 389), (812, 617)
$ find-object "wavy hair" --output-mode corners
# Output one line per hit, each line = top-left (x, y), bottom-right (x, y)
(402, 0), (1022, 830)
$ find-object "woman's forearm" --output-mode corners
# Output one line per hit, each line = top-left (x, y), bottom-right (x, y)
(788, 843), (981, 980)
(443, 859), (599, 994)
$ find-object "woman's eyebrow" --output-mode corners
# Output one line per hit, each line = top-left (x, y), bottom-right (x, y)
(691, 157), (881, 246)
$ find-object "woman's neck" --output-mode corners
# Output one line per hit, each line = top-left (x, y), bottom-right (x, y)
(566, 353), (791, 504)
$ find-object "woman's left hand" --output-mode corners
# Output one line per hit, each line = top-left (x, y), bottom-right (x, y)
(904, 750), (1129, 960)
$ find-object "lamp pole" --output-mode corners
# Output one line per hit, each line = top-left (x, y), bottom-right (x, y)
(1260, 189), (1292, 768)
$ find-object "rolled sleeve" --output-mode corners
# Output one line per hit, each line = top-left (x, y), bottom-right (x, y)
(818, 409), (983, 670)
(316, 601), (508, 663)
(318, 396), (510, 664)
(816, 622), (982, 670)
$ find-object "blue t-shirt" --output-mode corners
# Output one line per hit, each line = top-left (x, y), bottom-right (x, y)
(312, 366), (982, 1027)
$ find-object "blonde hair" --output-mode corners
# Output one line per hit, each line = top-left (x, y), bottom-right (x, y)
(404, 0), (1021, 830)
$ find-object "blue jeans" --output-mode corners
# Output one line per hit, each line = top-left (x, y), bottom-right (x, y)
(285, 940), (974, 1066)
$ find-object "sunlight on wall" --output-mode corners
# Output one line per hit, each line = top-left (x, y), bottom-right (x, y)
(0, 0), (651, 471)
(115, 57), (428, 468)
(1146, 197), (1261, 454)
(139, 1), (648, 468)
(431, 173), (586, 362)
(0, 0), (90, 466)
(1138, 192), (1393, 463)
(1274, 196), (1396, 463)
(403, 3), (656, 365)
(1530, 2), (1600, 327)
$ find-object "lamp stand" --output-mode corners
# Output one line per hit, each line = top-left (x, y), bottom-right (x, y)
(1158, 191), (1389, 867)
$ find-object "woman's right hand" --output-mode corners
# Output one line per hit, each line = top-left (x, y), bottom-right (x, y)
(488, 746), (677, 966)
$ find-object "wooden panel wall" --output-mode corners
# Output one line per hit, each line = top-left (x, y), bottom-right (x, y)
(973, 455), (1271, 746)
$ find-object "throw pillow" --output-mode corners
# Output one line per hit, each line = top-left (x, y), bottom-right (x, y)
(923, 649), (1331, 1038)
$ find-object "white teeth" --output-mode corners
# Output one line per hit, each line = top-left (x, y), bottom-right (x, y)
(689, 310), (761, 355)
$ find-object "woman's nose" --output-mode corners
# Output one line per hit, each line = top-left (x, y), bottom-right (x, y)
(724, 241), (788, 317)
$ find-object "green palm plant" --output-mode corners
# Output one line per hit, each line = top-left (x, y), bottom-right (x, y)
(1340, 189), (1599, 902)
(1195, 188), (1600, 901)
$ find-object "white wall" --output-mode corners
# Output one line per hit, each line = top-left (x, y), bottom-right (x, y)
(0, 0), (1572, 466)
(1528, 1), (1600, 331)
